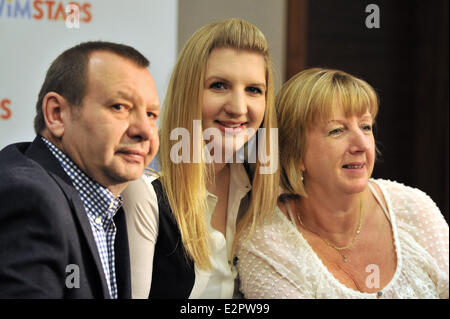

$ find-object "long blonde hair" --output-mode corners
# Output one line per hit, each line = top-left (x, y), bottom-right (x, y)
(276, 68), (379, 197)
(159, 18), (279, 269)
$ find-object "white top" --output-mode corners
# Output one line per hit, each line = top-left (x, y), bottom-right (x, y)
(236, 179), (449, 299)
(122, 163), (251, 299)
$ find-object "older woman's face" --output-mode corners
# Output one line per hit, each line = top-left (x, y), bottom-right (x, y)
(302, 103), (375, 196)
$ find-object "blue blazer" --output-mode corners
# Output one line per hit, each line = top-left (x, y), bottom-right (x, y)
(0, 137), (131, 298)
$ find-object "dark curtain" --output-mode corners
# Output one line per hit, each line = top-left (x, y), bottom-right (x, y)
(410, 0), (449, 222)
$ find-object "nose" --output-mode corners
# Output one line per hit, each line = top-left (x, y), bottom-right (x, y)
(225, 89), (247, 116)
(348, 129), (370, 154)
(127, 109), (153, 142)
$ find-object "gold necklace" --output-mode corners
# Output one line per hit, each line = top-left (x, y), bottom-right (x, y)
(296, 199), (364, 263)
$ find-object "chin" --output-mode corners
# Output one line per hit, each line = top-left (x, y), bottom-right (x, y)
(344, 180), (369, 194)
(112, 165), (144, 183)
(126, 167), (146, 180)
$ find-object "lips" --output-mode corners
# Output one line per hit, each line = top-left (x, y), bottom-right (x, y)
(116, 148), (148, 163)
(342, 162), (365, 169)
(215, 120), (248, 135)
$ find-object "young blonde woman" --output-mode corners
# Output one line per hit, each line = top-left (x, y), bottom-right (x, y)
(236, 68), (449, 299)
(121, 18), (279, 299)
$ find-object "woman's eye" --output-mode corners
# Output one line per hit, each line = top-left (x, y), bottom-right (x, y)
(362, 124), (373, 131)
(328, 127), (344, 135)
(209, 82), (227, 90)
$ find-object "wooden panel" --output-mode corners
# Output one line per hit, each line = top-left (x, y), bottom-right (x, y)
(286, 0), (308, 80)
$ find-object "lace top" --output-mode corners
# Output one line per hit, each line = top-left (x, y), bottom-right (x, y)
(236, 179), (449, 299)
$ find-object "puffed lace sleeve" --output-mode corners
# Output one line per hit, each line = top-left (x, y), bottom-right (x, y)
(412, 190), (449, 275)
(121, 175), (159, 299)
(384, 180), (449, 272)
(379, 179), (449, 298)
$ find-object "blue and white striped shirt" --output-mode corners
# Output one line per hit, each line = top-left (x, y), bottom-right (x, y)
(42, 137), (121, 299)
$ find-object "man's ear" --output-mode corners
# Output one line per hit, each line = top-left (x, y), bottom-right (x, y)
(42, 92), (70, 138)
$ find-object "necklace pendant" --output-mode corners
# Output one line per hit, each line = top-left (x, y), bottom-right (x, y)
(343, 256), (348, 263)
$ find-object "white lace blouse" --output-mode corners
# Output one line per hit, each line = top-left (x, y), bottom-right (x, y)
(236, 179), (449, 299)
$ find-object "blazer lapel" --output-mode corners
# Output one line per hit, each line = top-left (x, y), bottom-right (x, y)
(25, 136), (111, 298)
(114, 208), (131, 299)
(57, 178), (111, 298)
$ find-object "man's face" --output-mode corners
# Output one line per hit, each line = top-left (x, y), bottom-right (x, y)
(61, 51), (160, 192)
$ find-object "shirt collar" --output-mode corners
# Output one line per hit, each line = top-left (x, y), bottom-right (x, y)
(206, 163), (251, 200)
(41, 136), (122, 225)
(205, 163), (251, 218)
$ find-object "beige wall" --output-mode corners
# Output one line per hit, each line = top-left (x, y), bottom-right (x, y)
(177, 0), (287, 89)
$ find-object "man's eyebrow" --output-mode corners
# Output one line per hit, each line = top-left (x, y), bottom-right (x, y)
(113, 90), (134, 100)
(148, 103), (160, 109)
(109, 91), (160, 109)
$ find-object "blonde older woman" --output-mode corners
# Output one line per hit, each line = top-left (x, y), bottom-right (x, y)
(121, 18), (279, 299)
(236, 68), (449, 299)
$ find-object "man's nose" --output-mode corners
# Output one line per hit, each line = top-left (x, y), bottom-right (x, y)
(128, 110), (153, 141)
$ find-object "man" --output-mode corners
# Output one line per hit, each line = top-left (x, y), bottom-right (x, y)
(0, 41), (160, 298)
